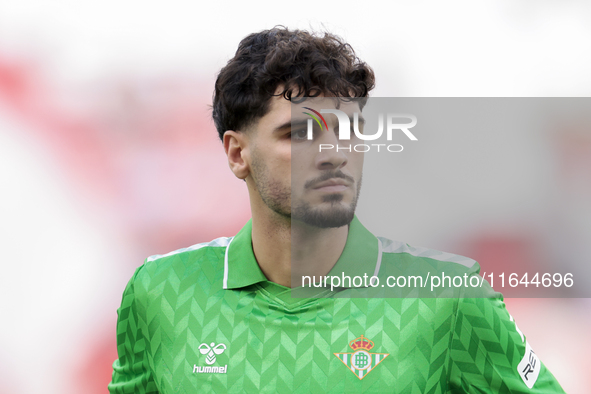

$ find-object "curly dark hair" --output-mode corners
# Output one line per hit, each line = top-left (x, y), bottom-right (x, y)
(212, 26), (375, 140)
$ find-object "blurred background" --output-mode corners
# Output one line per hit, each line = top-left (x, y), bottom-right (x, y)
(0, 1), (589, 393)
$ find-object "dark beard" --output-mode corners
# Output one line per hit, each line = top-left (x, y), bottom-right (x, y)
(251, 151), (361, 228)
(291, 178), (361, 228)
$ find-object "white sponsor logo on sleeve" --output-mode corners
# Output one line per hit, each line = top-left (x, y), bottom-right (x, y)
(517, 342), (540, 389)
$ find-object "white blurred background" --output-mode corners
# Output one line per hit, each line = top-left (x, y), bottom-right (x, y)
(0, 1), (589, 393)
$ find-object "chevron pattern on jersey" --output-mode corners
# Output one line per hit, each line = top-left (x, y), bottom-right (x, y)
(109, 266), (161, 394)
(447, 295), (565, 393)
(109, 226), (565, 393)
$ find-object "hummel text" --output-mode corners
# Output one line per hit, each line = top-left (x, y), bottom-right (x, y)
(193, 364), (228, 374)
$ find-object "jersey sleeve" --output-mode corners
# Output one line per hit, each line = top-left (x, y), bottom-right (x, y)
(448, 281), (566, 393)
(108, 265), (159, 394)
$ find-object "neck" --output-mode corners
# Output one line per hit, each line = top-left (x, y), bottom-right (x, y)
(250, 207), (349, 288)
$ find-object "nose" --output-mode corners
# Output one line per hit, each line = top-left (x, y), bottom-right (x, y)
(315, 127), (348, 170)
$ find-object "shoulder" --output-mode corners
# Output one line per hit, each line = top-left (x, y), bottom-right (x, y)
(132, 236), (233, 289)
(378, 236), (479, 272)
(146, 236), (232, 265)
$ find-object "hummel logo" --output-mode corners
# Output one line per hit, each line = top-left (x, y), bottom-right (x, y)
(193, 342), (228, 374)
(198, 342), (226, 365)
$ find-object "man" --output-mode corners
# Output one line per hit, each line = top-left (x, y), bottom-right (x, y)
(109, 27), (565, 393)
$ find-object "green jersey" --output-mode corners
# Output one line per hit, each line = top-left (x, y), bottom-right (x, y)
(109, 217), (564, 393)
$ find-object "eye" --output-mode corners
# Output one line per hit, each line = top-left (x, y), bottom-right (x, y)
(290, 129), (309, 141)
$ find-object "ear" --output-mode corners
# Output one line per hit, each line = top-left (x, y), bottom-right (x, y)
(223, 130), (250, 180)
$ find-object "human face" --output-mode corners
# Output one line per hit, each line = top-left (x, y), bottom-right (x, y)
(248, 95), (364, 228)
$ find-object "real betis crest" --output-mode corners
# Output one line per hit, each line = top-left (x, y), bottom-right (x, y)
(334, 335), (389, 380)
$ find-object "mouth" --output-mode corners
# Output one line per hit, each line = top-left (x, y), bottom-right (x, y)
(312, 178), (351, 192)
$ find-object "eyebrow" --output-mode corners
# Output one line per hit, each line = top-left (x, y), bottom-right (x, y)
(273, 119), (309, 133)
(273, 114), (364, 132)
